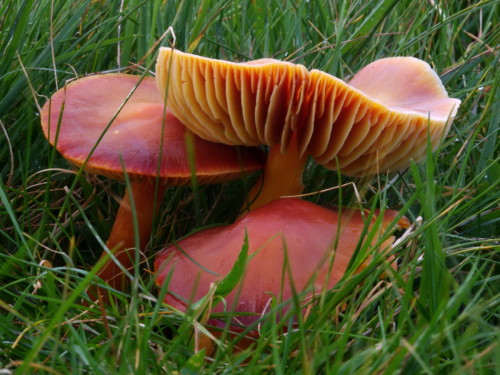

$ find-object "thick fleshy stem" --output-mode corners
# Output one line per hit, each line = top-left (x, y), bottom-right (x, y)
(96, 180), (167, 292)
(246, 134), (308, 211)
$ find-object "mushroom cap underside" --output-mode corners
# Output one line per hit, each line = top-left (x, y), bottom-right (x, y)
(40, 74), (263, 183)
(154, 198), (408, 327)
(156, 48), (461, 176)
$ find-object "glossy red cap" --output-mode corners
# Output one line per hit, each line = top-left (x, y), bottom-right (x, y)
(41, 74), (263, 183)
(155, 198), (408, 327)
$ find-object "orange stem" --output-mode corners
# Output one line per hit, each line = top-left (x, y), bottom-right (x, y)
(246, 134), (308, 211)
(96, 180), (167, 292)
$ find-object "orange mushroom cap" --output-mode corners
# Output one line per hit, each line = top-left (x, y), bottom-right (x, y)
(40, 73), (263, 183)
(155, 198), (408, 327)
(156, 49), (460, 177)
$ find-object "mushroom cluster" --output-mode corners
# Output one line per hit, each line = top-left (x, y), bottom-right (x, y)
(151, 49), (460, 335)
(41, 49), (460, 346)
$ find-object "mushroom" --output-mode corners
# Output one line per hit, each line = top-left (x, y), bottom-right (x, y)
(40, 73), (263, 292)
(156, 49), (461, 210)
(154, 198), (409, 330)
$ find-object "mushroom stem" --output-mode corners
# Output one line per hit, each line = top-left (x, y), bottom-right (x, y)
(246, 134), (307, 211)
(97, 180), (167, 291)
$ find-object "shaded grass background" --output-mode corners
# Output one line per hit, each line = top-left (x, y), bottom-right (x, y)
(0, 0), (498, 373)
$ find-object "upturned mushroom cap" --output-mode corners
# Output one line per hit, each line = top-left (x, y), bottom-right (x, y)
(156, 49), (308, 148)
(156, 48), (460, 176)
(155, 198), (409, 327)
(40, 73), (263, 183)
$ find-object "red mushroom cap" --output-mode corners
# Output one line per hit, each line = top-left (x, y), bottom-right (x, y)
(40, 74), (263, 183)
(155, 198), (408, 327)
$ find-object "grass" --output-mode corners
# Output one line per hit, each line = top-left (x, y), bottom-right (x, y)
(0, 0), (499, 373)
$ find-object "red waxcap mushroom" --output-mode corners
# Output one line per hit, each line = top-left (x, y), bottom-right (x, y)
(155, 198), (409, 328)
(40, 73), (263, 292)
(156, 49), (460, 209)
